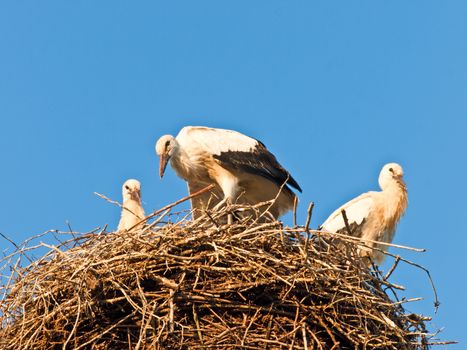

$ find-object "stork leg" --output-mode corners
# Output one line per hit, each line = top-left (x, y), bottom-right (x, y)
(215, 175), (239, 224)
(213, 197), (229, 211)
(212, 196), (236, 224)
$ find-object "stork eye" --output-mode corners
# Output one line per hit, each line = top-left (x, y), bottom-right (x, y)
(125, 185), (130, 190)
(389, 167), (394, 173)
(165, 141), (170, 147)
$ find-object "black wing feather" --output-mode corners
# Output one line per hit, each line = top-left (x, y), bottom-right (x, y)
(213, 141), (302, 192)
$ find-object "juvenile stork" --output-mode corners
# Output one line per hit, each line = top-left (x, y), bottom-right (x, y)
(155, 126), (302, 219)
(118, 179), (145, 231)
(320, 163), (408, 264)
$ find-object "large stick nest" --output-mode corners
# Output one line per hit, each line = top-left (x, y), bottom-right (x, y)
(0, 201), (444, 349)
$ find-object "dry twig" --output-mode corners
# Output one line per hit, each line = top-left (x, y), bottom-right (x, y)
(0, 198), (453, 349)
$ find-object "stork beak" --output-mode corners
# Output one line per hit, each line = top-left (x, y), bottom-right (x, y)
(395, 175), (407, 189)
(399, 176), (406, 186)
(131, 190), (141, 202)
(159, 154), (169, 179)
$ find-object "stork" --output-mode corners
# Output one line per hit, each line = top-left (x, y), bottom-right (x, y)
(117, 179), (145, 231)
(320, 163), (408, 264)
(155, 126), (302, 219)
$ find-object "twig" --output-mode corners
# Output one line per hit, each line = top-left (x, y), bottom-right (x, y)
(340, 209), (353, 236)
(384, 256), (401, 281)
(192, 305), (204, 346)
(62, 295), (81, 349)
(144, 184), (216, 222)
(0, 199), (447, 348)
(301, 323), (308, 350)
(169, 289), (175, 333)
(0, 232), (34, 264)
(93, 192), (124, 208)
(309, 229), (426, 252)
(293, 196), (298, 227)
(303, 202), (314, 253)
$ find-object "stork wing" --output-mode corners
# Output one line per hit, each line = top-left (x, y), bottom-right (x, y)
(179, 126), (258, 154)
(321, 193), (374, 236)
(180, 126), (302, 192)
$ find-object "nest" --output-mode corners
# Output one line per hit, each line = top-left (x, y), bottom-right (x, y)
(0, 198), (448, 349)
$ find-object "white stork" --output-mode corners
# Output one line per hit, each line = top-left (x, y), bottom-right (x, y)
(117, 179), (145, 231)
(320, 163), (408, 264)
(155, 126), (302, 219)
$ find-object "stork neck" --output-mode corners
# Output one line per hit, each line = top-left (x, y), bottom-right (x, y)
(170, 146), (192, 179)
(381, 181), (408, 219)
(121, 200), (142, 219)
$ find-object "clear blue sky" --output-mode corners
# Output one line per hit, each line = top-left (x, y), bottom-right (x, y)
(1, 1), (465, 346)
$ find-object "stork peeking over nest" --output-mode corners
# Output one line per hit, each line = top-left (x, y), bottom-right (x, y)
(118, 179), (145, 231)
(155, 126), (302, 219)
(320, 163), (408, 264)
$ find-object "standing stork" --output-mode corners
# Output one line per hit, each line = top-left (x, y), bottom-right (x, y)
(118, 179), (145, 231)
(320, 163), (408, 264)
(155, 126), (302, 219)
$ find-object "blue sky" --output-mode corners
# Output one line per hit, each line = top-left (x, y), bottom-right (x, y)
(0, 1), (465, 346)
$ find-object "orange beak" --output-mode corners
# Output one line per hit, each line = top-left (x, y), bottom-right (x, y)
(159, 154), (169, 179)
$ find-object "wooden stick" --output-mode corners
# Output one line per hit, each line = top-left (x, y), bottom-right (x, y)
(303, 202), (314, 253)
(340, 209), (353, 236)
(307, 229), (425, 252)
(384, 256), (401, 281)
(143, 184), (216, 222)
(0, 232), (34, 264)
(293, 196), (298, 227)
(301, 323), (308, 350)
(96, 184), (216, 232)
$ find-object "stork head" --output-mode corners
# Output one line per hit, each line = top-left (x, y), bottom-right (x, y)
(155, 135), (177, 178)
(122, 179), (142, 203)
(378, 163), (405, 190)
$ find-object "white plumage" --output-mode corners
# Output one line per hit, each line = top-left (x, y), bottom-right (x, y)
(321, 163), (408, 264)
(155, 126), (302, 219)
(117, 179), (145, 231)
